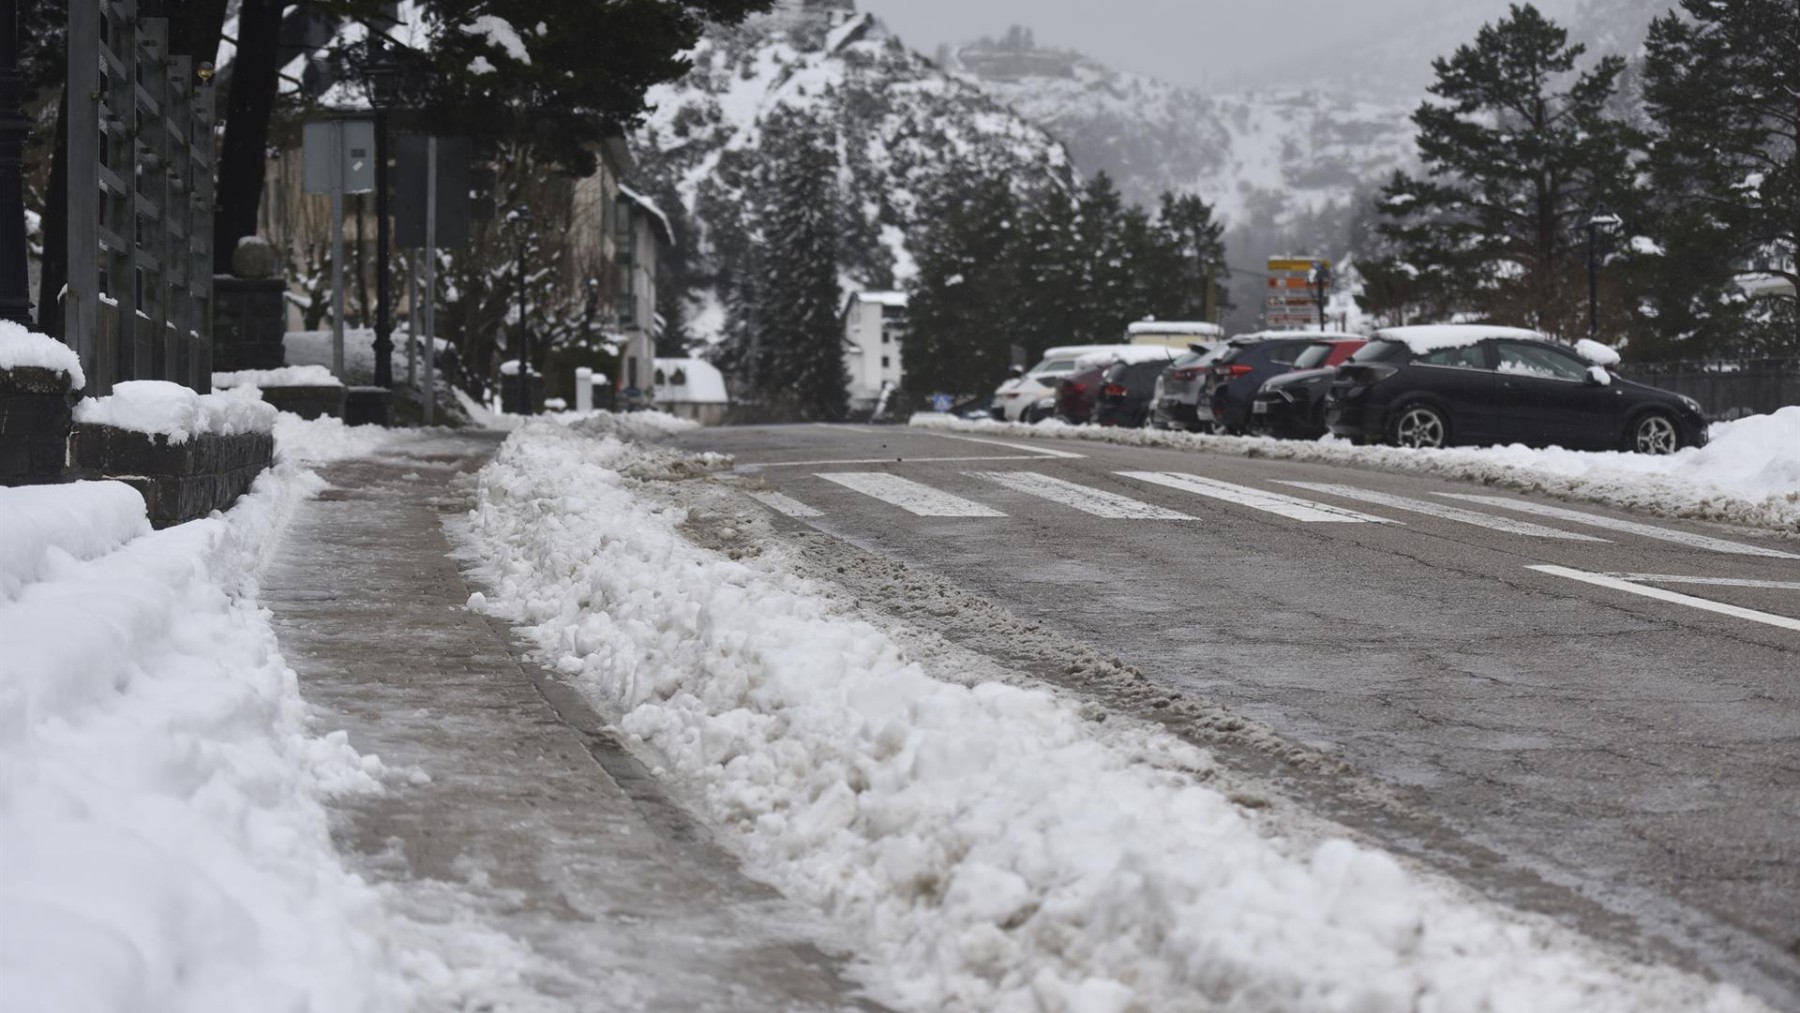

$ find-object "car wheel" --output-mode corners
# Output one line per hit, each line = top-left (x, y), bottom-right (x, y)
(1627, 410), (1681, 455)
(1389, 403), (1449, 449)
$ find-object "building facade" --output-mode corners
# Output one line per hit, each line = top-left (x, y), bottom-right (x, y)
(842, 290), (906, 416)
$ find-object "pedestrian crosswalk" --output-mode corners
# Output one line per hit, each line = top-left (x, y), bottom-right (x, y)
(741, 468), (1793, 559)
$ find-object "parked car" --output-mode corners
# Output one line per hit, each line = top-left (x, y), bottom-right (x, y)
(1203, 332), (1339, 434)
(1054, 363), (1108, 423)
(1324, 325), (1709, 453)
(1247, 338), (1368, 439)
(1149, 345), (1224, 430)
(1093, 357), (1173, 427)
(993, 344), (1133, 422)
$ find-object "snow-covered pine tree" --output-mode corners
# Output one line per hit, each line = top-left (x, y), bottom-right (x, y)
(1014, 183), (1088, 359)
(1641, 0), (1800, 356)
(1153, 193), (1228, 323)
(1375, 3), (1642, 337)
(748, 108), (848, 421)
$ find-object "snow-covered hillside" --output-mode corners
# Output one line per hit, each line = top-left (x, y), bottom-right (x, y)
(944, 38), (1417, 230)
(633, 6), (1073, 343)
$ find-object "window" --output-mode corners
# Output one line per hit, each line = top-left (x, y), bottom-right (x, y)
(1495, 341), (1587, 381)
(881, 356), (890, 368)
(1293, 343), (1334, 369)
(1268, 342), (1310, 365)
(1417, 344), (1489, 369)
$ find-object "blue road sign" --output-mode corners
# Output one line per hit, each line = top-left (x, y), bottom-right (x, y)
(930, 393), (954, 413)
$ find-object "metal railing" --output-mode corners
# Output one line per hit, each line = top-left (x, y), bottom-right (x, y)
(65, 0), (215, 396)
(1618, 358), (1800, 421)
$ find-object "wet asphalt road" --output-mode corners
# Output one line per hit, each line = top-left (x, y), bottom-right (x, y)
(671, 422), (1800, 1008)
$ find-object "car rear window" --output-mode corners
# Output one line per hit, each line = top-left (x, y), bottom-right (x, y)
(1350, 340), (1411, 363)
(1030, 359), (1076, 376)
(1292, 343), (1334, 369)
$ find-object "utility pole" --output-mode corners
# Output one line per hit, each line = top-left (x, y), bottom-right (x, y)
(0, 0), (32, 325)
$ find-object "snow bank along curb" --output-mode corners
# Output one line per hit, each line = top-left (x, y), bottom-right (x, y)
(911, 410), (1800, 535)
(0, 444), (410, 1010)
(459, 417), (1759, 1013)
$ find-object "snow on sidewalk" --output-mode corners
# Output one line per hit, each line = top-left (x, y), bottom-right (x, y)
(911, 408), (1800, 534)
(459, 415), (1763, 1013)
(0, 424), (416, 1011)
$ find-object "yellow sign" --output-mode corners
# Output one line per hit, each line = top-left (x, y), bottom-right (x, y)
(1267, 257), (1330, 274)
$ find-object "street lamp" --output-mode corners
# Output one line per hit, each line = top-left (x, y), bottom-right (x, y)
(1585, 205), (1623, 339)
(1309, 260), (1333, 330)
(507, 204), (532, 415)
(361, 39), (403, 391)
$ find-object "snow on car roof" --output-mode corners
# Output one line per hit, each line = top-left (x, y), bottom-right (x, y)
(1040, 344), (1133, 360)
(1374, 324), (1544, 354)
(1374, 325), (1623, 364)
(1074, 345), (1181, 367)
(1127, 320), (1223, 336)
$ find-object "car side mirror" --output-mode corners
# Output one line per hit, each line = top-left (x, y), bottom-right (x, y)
(1585, 365), (1612, 387)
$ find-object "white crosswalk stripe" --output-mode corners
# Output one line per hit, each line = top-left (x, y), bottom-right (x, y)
(968, 471), (1193, 520)
(1276, 482), (1606, 541)
(1117, 472), (1396, 523)
(1439, 494), (1800, 559)
(745, 490), (822, 519)
(816, 473), (1005, 517)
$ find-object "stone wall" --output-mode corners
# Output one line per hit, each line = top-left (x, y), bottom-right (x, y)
(70, 423), (274, 528)
(0, 366), (77, 485)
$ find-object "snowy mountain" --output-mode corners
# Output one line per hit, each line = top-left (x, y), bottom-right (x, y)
(632, 4), (1074, 343)
(941, 36), (1418, 231)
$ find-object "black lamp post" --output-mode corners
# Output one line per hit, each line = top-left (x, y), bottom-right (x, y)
(1585, 205), (1622, 339)
(509, 204), (532, 415)
(1309, 260), (1333, 330)
(0, 0), (33, 326)
(362, 40), (403, 389)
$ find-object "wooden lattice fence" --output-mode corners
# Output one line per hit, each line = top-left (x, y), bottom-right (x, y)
(64, 0), (215, 396)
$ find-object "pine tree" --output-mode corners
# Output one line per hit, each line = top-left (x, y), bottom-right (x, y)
(1077, 173), (1134, 340)
(1014, 184), (1087, 359)
(1641, 0), (1800, 356)
(1151, 192), (1227, 322)
(902, 172), (1021, 401)
(745, 108), (848, 420)
(1376, 4), (1642, 337)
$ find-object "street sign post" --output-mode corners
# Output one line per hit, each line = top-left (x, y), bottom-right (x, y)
(303, 120), (375, 379)
(394, 136), (474, 425)
(1264, 256), (1330, 330)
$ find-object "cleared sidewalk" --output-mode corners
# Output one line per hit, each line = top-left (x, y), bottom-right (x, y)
(261, 431), (882, 1012)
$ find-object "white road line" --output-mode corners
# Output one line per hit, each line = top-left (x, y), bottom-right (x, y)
(816, 473), (1005, 518)
(1439, 494), (1800, 559)
(745, 490), (822, 519)
(743, 455), (1049, 470)
(1528, 565), (1800, 633)
(969, 471), (1193, 520)
(1603, 573), (1800, 590)
(917, 432), (1087, 458)
(1117, 472), (1397, 524)
(1277, 482), (1607, 541)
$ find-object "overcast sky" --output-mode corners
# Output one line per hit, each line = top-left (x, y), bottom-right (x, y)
(872, 0), (1509, 89)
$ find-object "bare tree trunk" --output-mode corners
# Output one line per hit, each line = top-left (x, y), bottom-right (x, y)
(212, 0), (284, 264)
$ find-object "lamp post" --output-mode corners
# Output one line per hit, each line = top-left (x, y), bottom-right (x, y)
(362, 40), (402, 390)
(1585, 205), (1622, 339)
(0, 0), (32, 326)
(1309, 260), (1333, 330)
(509, 204), (531, 415)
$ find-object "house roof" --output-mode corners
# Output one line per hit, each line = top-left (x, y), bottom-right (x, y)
(841, 290), (908, 317)
(618, 184), (674, 247)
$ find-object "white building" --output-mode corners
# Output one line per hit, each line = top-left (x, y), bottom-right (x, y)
(653, 357), (728, 426)
(615, 185), (673, 404)
(842, 290), (906, 416)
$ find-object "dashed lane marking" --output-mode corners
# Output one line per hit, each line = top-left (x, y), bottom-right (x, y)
(1439, 494), (1800, 559)
(1117, 472), (1396, 524)
(915, 432), (1087, 458)
(968, 471), (1193, 520)
(745, 490), (822, 519)
(1277, 482), (1606, 541)
(815, 473), (1006, 518)
(1528, 565), (1800, 633)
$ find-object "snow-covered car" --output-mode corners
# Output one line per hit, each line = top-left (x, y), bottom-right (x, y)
(992, 344), (1135, 422)
(1325, 325), (1708, 453)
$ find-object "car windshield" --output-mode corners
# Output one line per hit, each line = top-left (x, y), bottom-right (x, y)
(1293, 343), (1334, 369)
(1028, 359), (1076, 376)
(1350, 340), (1411, 363)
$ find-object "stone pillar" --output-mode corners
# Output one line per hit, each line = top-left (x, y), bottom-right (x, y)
(0, 363), (77, 485)
(212, 237), (286, 372)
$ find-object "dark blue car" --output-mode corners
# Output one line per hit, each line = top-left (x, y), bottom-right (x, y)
(1202, 333), (1345, 434)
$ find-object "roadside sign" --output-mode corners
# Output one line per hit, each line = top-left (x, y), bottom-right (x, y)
(1265, 255), (1329, 330)
(395, 136), (473, 249)
(301, 120), (375, 195)
(930, 393), (954, 413)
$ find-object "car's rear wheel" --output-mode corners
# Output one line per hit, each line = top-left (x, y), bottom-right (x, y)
(1390, 403), (1448, 449)
(1628, 411), (1680, 455)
